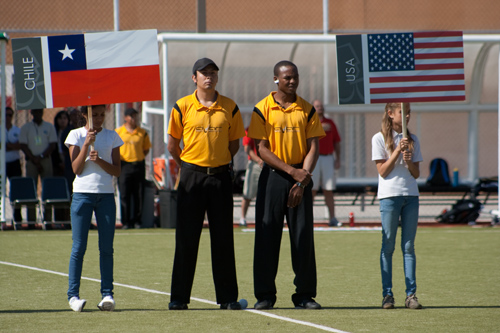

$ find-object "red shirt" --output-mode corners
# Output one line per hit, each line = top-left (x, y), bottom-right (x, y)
(242, 131), (257, 160)
(319, 117), (341, 155)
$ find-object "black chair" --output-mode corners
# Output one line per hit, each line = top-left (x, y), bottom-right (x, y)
(9, 177), (41, 230)
(41, 177), (71, 229)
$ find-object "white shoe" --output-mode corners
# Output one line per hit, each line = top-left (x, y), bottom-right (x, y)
(69, 296), (87, 312)
(239, 218), (247, 226)
(97, 296), (115, 311)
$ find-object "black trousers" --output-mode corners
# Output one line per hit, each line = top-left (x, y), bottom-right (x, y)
(6, 159), (22, 222)
(118, 160), (145, 227)
(170, 167), (238, 305)
(253, 165), (317, 305)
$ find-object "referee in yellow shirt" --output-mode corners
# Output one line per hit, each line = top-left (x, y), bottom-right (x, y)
(248, 61), (325, 310)
(115, 108), (152, 229)
(167, 58), (245, 310)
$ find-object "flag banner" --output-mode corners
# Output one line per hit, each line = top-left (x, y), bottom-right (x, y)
(336, 31), (465, 104)
(12, 29), (161, 110)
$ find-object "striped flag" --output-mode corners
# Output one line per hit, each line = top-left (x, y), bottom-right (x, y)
(12, 29), (161, 110)
(336, 31), (465, 104)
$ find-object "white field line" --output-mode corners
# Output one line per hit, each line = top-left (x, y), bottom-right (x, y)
(0, 260), (350, 333)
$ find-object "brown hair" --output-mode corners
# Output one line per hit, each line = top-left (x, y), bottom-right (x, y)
(381, 102), (414, 154)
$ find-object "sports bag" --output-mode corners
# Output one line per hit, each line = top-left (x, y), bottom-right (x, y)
(436, 199), (482, 224)
(426, 158), (451, 186)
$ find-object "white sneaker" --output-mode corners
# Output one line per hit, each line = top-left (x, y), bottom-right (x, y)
(69, 296), (87, 312)
(239, 218), (247, 226)
(97, 296), (115, 311)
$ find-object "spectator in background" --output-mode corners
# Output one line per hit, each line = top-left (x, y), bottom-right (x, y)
(51, 110), (70, 177)
(310, 100), (342, 227)
(19, 108), (57, 226)
(51, 110), (71, 224)
(115, 107), (152, 229)
(61, 107), (83, 195)
(239, 131), (263, 227)
(3, 107), (23, 225)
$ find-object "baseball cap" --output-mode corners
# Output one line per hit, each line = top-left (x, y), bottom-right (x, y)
(124, 108), (138, 116)
(192, 58), (219, 74)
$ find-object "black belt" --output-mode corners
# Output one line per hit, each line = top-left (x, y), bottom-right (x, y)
(181, 161), (229, 175)
(319, 153), (332, 156)
(121, 160), (145, 166)
(269, 163), (303, 175)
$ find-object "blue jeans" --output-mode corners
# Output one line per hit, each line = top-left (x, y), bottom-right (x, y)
(379, 196), (419, 297)
(68, 193), (116, 300)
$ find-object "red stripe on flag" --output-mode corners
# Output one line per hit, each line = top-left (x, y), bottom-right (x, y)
(414, 41), (463, 48)
(370, 74), (465, 83)
(414, 63), (464, 70)
(51, 65), (161, 107)
(370, 95), (466, 103)
(371, 85), (466, 94)
(413, 31), (463, 38)
(415, 52), (464, 59)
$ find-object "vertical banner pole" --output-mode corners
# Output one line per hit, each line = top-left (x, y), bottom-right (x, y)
(87, 105), (94, 150)
(0, 37), (7, 223)
(497, 47), (500, 216)
(401, 102), (408, 139)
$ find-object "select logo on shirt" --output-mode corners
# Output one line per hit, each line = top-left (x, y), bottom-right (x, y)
(274, 126), (300, 133)
(195, 126), (222, 133)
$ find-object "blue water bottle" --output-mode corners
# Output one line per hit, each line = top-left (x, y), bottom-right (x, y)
(452, 168), (459, 187)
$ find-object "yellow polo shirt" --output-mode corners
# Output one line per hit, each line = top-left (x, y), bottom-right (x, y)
(167, 90), (245, 167)
(115, 125), (152, 162)
(248, 92), (325, 165)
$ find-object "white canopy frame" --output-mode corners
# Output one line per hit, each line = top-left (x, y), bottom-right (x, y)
(142, 33), (500, 214)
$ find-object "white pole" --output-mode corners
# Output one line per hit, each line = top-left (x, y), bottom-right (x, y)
(113, 0), (121, 129)
(322, 0), (329, 104)
(401, 102), (407, 138)
(497, 46), (500, 215)
(0, 38), (6, 223)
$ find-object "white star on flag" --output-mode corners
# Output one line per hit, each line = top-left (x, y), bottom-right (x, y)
(58, 44), (75, 61)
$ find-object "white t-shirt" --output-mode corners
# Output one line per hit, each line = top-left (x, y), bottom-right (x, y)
(19, 121), (57, 156)
(372, 131), (423, 199)
(65, 127), (123, 193)
(4, 126), (21, 163)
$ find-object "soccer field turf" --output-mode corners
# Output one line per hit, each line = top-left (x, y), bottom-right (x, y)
(1, 226), (499, 332)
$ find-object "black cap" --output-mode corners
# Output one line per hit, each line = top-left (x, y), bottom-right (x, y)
(124, 108), (138, 117)
(192, 58), (219, 74)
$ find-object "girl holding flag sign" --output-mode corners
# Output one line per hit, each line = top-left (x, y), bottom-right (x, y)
(371, 102), (423, 310)
(65, 105), (123, 312)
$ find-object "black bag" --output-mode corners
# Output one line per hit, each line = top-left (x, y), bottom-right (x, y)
(426, 158), (451, 186)
(436, 199), (482, 224)
(472, 176), (498, 196)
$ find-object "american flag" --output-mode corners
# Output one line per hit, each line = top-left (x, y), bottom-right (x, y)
(366, 31), (465, 103)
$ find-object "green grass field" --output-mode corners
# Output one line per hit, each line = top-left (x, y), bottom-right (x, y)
(1, 226), (499, 332)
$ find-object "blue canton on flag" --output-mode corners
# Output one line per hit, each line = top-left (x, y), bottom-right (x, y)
(368, 33), (414, 72)
(47, 34), (87, 72)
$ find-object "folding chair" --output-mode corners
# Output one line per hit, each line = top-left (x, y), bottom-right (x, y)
(9, 177), (41, 230)
(41, 177), (72, 230)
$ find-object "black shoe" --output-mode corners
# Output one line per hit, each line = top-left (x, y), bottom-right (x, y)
(254, 299), (274, 310)
(295, 299), (321, 309)
(169, 301), (188, 310)
(220, 301), (241, 310)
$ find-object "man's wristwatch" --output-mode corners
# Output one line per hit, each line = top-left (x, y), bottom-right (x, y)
(296, 182), (305, 189)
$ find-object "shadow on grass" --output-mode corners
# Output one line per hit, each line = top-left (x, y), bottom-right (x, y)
(0, 308), (165, 314)
(2, 305), (499, 314)
(321, 305), (500, 310)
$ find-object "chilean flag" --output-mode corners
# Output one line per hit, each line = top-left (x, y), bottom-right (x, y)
(12, 29), (161, 109)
